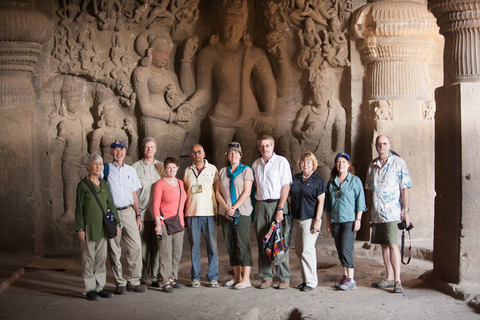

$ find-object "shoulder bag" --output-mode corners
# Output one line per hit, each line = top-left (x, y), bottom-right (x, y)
(82, 177), (117, 239)
(160, 180), (184, 235)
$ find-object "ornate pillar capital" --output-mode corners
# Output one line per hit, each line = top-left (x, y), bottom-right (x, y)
(0, 8), (52, 106)
(429, 0), (480, 84)
(353, 0), (440, 98)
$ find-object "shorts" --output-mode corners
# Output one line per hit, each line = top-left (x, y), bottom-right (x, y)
(371, 221), (399, 245)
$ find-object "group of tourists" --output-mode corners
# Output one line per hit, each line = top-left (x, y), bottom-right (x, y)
(75, 134), (412, 300)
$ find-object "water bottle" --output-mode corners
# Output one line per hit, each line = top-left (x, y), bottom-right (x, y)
(106, 209), (114, 221)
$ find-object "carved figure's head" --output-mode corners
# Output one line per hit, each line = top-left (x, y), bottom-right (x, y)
(148, 35), (174, 69)
(218, 0), (249, 44)
(98, 102), (118, 127)
(309, 67), (332, 106)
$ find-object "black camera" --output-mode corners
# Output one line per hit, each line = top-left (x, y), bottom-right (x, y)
(397, 221), (413, 231)
(157, 233), (163, 240)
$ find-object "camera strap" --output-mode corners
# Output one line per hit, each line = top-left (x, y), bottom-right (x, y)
(401, 230), (412, 265)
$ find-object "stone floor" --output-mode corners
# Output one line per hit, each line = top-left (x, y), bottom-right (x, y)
(0, 228), (478, 320)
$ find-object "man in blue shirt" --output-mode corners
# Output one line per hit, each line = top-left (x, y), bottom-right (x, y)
(105, 140), (146, 294)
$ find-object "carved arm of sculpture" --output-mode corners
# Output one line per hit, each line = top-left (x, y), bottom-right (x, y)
(89, 128), (104, 155)
(123, 118), (138, 156)
(179, 36), (198, 97)
(332, 103), (347, 155)
(267, 32), (292, 97)
(292, 106), (315, 141)
(177, 48), (214, 120)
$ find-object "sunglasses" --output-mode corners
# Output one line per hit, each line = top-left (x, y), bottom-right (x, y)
(228, 143), (240, 148)
(335, 186), (342, 198)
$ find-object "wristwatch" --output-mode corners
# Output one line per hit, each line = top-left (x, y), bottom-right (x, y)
(277, 207), (283, 211)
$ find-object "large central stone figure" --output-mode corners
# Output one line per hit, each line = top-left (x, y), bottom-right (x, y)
(180, 0), (279, 166)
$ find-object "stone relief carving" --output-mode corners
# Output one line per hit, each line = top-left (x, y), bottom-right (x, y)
(422, 100), (436, 121)
(292, 67), (346, 181)
(49, 0), (352, 220)
(178, 0), (295, 166)
(89, 101), (138, 163)
(374, 100), (393, 121)
(132, 33), (197, 162)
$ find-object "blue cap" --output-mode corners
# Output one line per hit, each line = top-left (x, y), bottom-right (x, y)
(110, 140), (126, 149)
(335, 152), (350, 161)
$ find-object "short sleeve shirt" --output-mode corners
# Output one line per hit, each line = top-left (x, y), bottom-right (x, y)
(325, 173), (367, 223)
(132, 159), (163, 221)
(252, 153), (292, 200)
(290, 172), (326, 220)
(218, 165), (254, 216)
(365, 153), (413, 223)
(105, 162), (142, 208)
(183, 160), (218, 217)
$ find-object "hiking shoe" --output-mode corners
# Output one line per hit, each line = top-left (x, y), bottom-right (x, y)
(116, 286), (127, 295)
(298, 282), (306, 290)
(86, 290), (99, 301)
(151, 281), (160, 288)
(190, 279), (200, 288)
(209, 280), (219, 288)
(335, 275), (348, 288)
(97, 290), (113, 298)
(371, 279), (394, 288)
(278, 281), (289, 290)
(393, 281), (404, 293)
(127, 284), (147, 293)
(339, 278), (356, 291)
(259, 280), (272, 289)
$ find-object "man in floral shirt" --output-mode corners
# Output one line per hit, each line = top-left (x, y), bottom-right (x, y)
(365, 135), (412, 294)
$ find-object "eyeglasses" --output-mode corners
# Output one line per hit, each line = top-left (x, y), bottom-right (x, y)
(334, 187), (342, 198)
(191, 150), (203, 155)
(228, 143), (240, 148)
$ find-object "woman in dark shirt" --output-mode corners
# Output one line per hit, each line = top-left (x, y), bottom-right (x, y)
(290, 151), (326, 292)
(75, 154), (120, 300)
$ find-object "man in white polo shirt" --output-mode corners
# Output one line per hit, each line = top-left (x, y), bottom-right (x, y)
(252, 135), (293, 289)
(105, 140), (146, 294)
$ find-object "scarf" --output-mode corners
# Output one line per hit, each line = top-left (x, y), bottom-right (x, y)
(227, 163), (247, 227)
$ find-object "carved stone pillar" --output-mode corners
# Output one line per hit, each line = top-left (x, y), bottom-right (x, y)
(430, 0), (480, 85)
(429, 0), (480, 286)
(353, 0), (440, 239)
(0, 7), (51, 253)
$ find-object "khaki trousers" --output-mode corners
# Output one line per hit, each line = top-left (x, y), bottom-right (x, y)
(158, 225), (184, 285)
(81, 233), (107, 293)
(293, 218), (319, 287)
(108, 206), (142, 286)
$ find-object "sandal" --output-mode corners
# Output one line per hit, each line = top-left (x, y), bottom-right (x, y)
(224, 280), (236, 287)
(233, 283), (251, 290)
(170, 281), (184, 289)
(162, 284), (174, 293)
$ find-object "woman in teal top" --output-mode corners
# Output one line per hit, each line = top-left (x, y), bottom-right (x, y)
(324, 153), (366, 291)
(75, 154), (119, 301)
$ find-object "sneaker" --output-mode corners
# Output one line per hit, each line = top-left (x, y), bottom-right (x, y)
(339, 278), (356, 291)
(116, 286), (127, 295)
(371, 278), (394, 288)
(301, 285), (314, 292)
(393, 281), (404, 293)
(335, 275), (348, 288)
(97, 290), (113, 298)
(86, 290), (99, 301)
(209, 280), (219, 288)
(190, 279), (200, 288)
(127, 284), (147, 293)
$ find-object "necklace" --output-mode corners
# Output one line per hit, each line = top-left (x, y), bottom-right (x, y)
(302, 172), (313, 181)
(215, 44), (244, 62)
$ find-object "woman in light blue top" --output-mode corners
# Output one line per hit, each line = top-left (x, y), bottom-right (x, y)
(324, 153), (367, 291)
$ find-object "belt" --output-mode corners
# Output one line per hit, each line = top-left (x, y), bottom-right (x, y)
(116, 205), (132, 211)
(258, 199), (279, 203)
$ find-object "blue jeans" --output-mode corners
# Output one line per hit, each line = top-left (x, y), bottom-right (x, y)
(186, 216), (218, 281)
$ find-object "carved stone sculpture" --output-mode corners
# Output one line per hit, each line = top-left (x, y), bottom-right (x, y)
(132, 33), (197, 161)
(180, 0), (292, 166)
(89, 101), (138, 163)
(292, 67), (346, 181)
